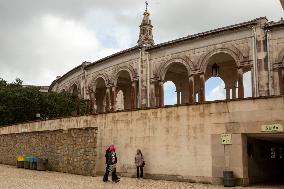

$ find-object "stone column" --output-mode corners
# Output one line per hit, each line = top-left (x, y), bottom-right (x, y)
(199, 74), (205, 103)
(176, 91), (181, 105)
(131, 81), (137, 109)
(111, 86), (116, 111)
(188, 76), (194, 104)
(105, 87), (111, 112)
(281, 68), (284, 95)
(238, 68), (244, 99)
(159, 81), (164, 107)
(150, 82), (156, 107)
(90, 91), (97, 113)
(278, 68), (284, 95)
(154, 81), (159, 107)
(225, 87), (230, 100)
(232, 87), (236, 99)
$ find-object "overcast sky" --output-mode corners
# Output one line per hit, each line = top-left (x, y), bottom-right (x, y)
(0, 0), (283, 88)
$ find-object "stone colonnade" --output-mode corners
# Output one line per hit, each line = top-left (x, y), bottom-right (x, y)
(89, 80), (138, 113)
(154, 67), (245, 107)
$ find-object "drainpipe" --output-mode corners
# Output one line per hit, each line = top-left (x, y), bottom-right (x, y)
(147, 52), (150, 107)
(138, 49), (142, 108)
(266, 30), (272, 95)
(252, 26), (259, 97)
(84, 68), (87, 99)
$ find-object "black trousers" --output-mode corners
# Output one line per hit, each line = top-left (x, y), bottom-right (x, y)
(103, 166), (119, 182)
(136, 166), (143, 178)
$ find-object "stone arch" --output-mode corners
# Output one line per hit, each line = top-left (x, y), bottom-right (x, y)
(69, 83), (79, 96)
(198, 45), (243, 73)
(113, 65), (136, 86)
(276, 48), (284, 66)
(90, 73), (109, 91)
(113, 66), (135, 110)
(275, 48), (284, 95)
(91, 74), (109, 113)
(159, 58), (192, 81)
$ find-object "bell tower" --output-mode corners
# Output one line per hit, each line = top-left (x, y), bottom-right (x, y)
(137, 1), (154, 47)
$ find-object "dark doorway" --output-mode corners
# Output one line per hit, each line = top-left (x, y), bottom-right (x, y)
(247, 134), (284, 186)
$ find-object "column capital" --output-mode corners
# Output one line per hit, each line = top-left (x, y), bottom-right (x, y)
(159, 80), (164, 85)
(192, 71), (205, 76)
(237, 66), (244, 71)
(272, 63), (284, 70)
(188, 74), (195, 79)
(131, 80), (137, 86)
(199, 73), (205, 80)
(131, 78), (139, 83)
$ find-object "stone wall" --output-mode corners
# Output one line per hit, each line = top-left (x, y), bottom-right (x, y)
(0, 127), (97, 176)
(0, 96), (284, 185)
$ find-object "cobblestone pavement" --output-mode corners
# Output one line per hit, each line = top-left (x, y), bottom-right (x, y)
(0, 164), (283, 189)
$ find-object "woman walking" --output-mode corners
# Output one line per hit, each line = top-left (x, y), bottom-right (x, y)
(103, 144), (120, 182)
(135, 149), (144, 178)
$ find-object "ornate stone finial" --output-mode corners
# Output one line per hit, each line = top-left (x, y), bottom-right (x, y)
(137, 2), (154, 47)
(145, 1), (148, 12)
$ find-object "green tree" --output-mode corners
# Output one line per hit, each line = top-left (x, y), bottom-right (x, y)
(0, 78), (89, 126)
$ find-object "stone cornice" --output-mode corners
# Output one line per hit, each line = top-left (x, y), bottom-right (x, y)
(147, 17), (267, 51)
(265, 19), (284, 29)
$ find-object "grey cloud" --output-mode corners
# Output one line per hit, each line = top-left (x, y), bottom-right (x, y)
(0, 0), (283, 85)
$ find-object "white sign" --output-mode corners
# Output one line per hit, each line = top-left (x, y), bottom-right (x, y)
(221, 134), (232, 145)
(261, 124), (283, 132)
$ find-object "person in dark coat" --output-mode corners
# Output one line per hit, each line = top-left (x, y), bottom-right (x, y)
(103, 144), (120, 182)
(135, 149), (144, 178)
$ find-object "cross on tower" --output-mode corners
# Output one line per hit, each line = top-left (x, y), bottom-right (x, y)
(145, 1), (148, 11)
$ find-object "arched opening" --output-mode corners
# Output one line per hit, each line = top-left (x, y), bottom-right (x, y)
(116, 70), (132, 110)
(163, 62), (189, 105)
(116, 90), (124, 110)
(236, 70), (253, 98)
(205, 77), (226, 101)
(204, 52), (238, 101)
(164, 81), (177, 105)
(94, 77), (107, 113)
(243, 71), (252, 98)
(71, 84), (79, 97)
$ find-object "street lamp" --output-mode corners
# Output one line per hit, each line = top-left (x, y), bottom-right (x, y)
(212, 63), (220, 77)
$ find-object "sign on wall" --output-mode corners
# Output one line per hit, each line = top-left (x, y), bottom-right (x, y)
(221, 134), (232, 145)
(261, 124), (283, 132)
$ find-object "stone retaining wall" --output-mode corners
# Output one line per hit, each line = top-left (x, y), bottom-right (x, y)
(0, 127), (97, 176)
(0, 97), (284, 185)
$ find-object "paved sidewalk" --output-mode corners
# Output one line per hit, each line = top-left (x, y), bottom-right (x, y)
(0, 164), (283, 189)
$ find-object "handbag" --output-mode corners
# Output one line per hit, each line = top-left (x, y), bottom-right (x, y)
(142, 161), (145, 167)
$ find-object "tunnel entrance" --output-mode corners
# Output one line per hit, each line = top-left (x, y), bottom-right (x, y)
(247, 134), (284, 185)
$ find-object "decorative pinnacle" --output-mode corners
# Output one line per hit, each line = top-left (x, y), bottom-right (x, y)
(145, 1), (148, 11)
(144, 1), (150, 17)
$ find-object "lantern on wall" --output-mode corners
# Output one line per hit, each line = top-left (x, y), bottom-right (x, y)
(212, 63), (219, 77)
